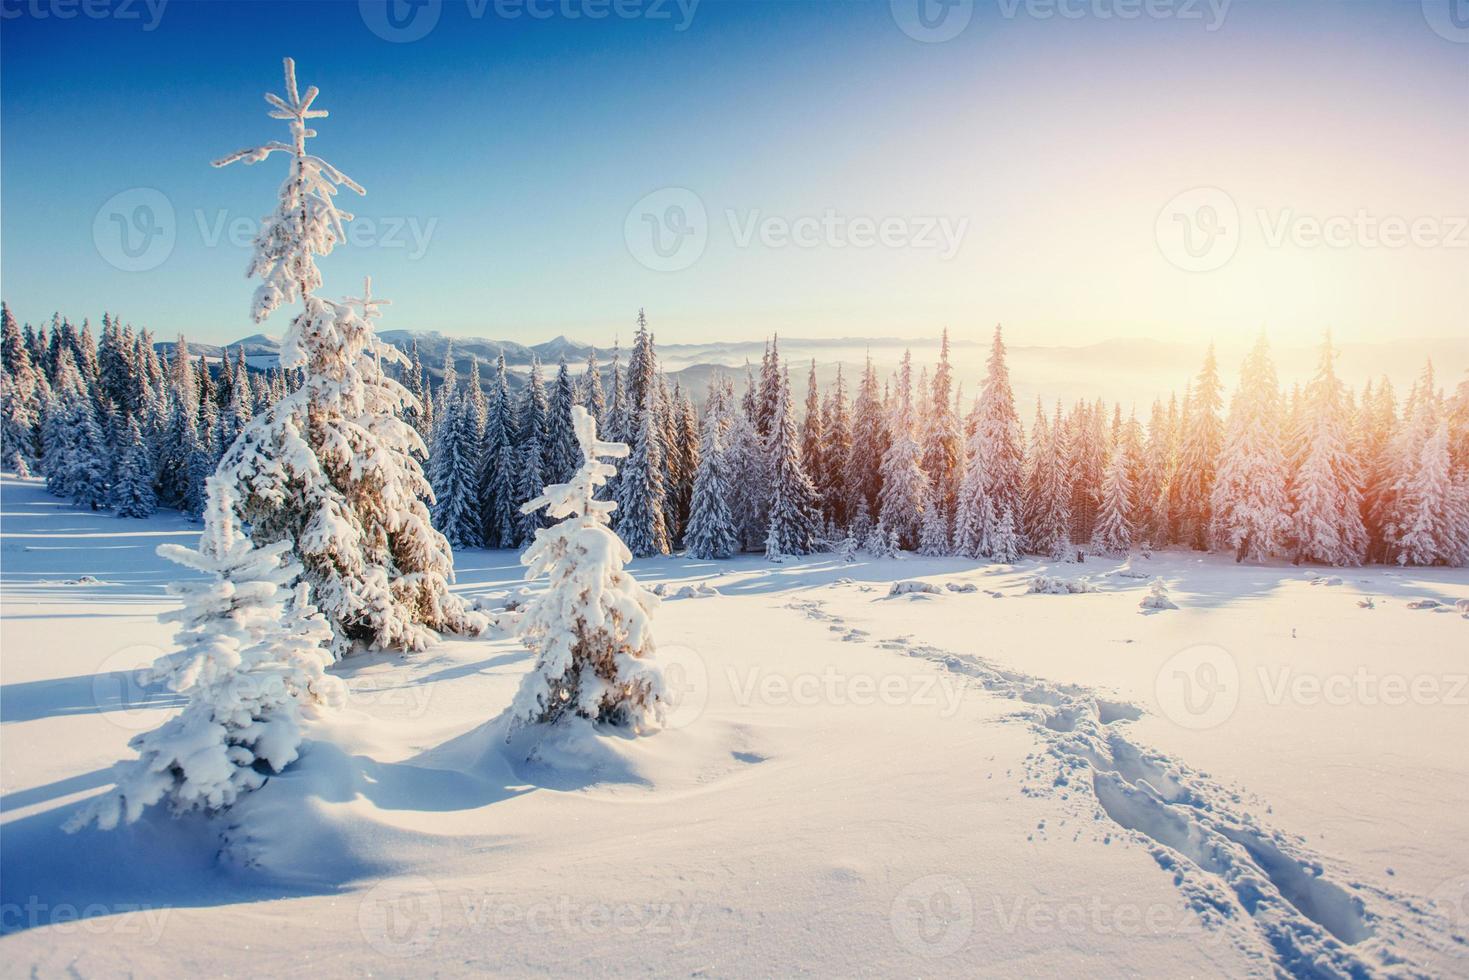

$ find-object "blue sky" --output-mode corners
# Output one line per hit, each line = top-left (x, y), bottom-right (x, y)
(2, 0), (1465, 347)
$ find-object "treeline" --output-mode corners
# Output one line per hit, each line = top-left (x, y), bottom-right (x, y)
(424, 311), (1469, 568)
(4, 301), (1467, 567)
(0, 303), (305, 517)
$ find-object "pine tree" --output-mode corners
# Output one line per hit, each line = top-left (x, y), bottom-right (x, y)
(513, 357), (550, 547)
(670, 386), (699, 546)
(685, 383), (739, 560)
(1359, 378), (1399, 563)
(1172, 345), (1224, 549)
(67, 480), (342, 830)
(430, 388), (483, 549)
(1289, 334), (1367, 566)
(68, 389), (111, 511)
(509, 407), (664, 731)
(1, 303), (43, 475)
(1395, 420), (1467, 566)
(878, 351), (929, 550)
(1138, 399), (1173, 546)
(618, 380), (670, 557)
(765, 368), (820, 558)
(822, 364), (853, 525)
(544, 355), (580, 488)
(725, 382), (769, 552)
(922, 329), (963, 533)
(1068, 400), (1107, 545)
(1029, 402), (1073, 558)
(1211, 335), (1291, 562)
(479, 353), (519, 549)
(111, 416), (158, 519)
(1092, 446), (1134, 556)
(844, 356), (886, 526)
(976, 326), (1025, 527)
(580, 347), (605, 424)
(801, 360), (825, 508)
(954, 414), (996, 559)
(210, 59), (484, 652)
(992, 506), (1021, 564)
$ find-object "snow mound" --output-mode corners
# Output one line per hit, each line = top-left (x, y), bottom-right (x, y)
(888, 580), (943, 597)
(1457, 598), (1469, 618)
(1406, 598), (1440, 610)
(1026, 575), (1099, 595)
(669, 583), (721, 600)
(944, 581), (978, 593)
(1311, 575), (1344, 587)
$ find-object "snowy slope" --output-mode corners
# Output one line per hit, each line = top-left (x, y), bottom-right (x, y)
(2, 476), (1467, 976)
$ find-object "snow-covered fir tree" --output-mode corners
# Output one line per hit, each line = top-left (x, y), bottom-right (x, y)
(479, 353), (519, 549)
(954, 417), (997, 559)
(1395, 419), (1468, 566)
(1211, 334), (1291, 563)
(110, 416), (157, 518)
(765, 367), (820, 559)
(1, 303), (44, 476)
(725, 380), (769, 552)
(618, 379), (671, 557)
(210, 59), (484, 652)
(545, 355), (580, 488)
(1289, 334), (1368, 566)
(1028, 402), (1073, 558)
(431, 386), (484, 549)
(1171, 345), (1224, 549)
(922, 329), (963, 534)
(976, 326), (1025, 530)
(821, 364), (853, 525)
(579, 347), (605, 424)
(801, 359), (825, 502)
(509, 406), (664, 731)
(685, 382), (740, 560)
(1091, 445), (1134, 556)
(68, 480), (343, 831)
(844, 356), (886, 524)
(878, 351), (929, 550)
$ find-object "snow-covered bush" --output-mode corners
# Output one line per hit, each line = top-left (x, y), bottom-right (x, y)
(1026, 574), (1099, 595)
(68, 480), (343, 831)
(509, 407), (665, 732)
(889, 580), (943, 596)
(1138, 577), (1177, 611)
(210, 59), (484, 654)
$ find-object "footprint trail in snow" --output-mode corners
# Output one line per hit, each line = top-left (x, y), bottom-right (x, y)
(786, 595), (1465, 978)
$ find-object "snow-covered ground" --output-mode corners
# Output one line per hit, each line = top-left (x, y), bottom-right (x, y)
(2, 474), (1467, 977)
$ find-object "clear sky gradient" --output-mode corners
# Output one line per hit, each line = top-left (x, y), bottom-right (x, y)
(2, 0), (1465, 347)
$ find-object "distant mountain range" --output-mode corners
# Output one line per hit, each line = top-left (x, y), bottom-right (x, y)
(157, 331), (1469, 409)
